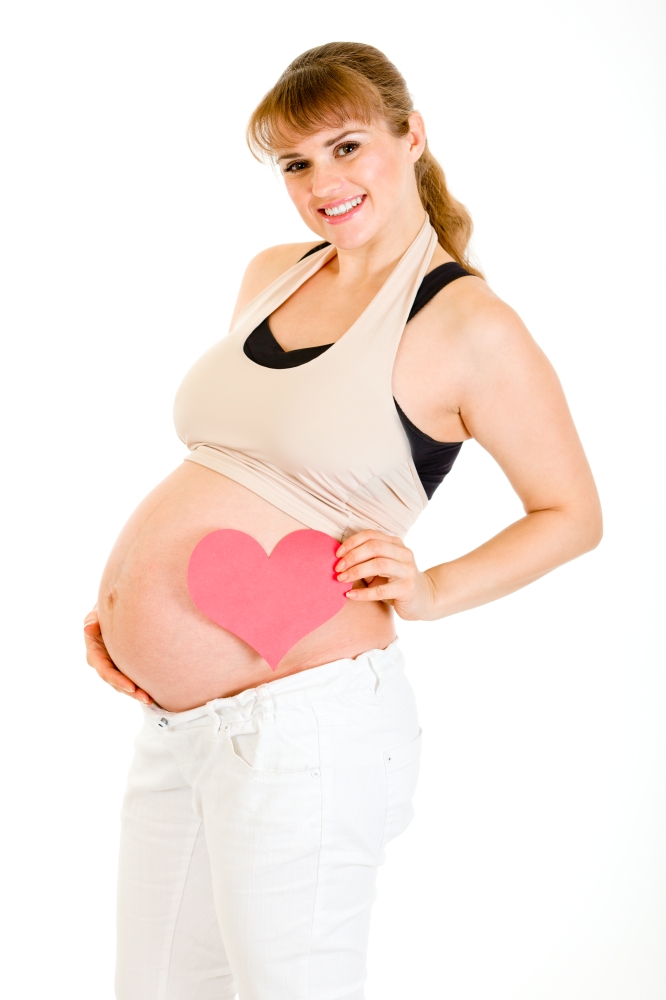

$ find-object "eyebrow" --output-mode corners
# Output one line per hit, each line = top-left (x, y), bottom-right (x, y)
(276, 130), (367, 161)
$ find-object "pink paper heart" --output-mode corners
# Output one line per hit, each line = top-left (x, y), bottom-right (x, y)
(187, 529), (352, 669)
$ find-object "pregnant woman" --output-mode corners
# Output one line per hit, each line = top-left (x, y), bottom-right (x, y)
(84, 42), (602, 1000)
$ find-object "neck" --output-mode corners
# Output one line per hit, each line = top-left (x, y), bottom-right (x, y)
(328, 198), (427, 286)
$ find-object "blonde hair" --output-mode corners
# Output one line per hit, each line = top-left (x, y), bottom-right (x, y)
(247, 42), (482, 278)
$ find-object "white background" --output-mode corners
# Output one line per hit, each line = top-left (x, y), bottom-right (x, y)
(1, 1), (664, 997)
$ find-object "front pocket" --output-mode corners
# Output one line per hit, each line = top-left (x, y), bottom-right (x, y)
(382, 729), (423, 847)
(205, 732), (323, 875)
(224, 727), (320, 780)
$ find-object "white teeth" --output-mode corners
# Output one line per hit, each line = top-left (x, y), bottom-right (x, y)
(324, 196), (363, 217)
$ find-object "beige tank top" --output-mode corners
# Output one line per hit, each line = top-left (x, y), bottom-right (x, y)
(173, 216), (438, 541)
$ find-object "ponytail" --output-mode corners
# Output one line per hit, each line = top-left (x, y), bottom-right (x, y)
(415, 145), (482, 277)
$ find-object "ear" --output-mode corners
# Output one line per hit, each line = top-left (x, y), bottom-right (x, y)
(405, 112), (427, 163)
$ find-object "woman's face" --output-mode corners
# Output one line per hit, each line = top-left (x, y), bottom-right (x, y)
(274, 114), (426, 250)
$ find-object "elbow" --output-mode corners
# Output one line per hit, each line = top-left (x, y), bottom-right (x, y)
(575, 497), (604, 556)
(583, 516), (603, 554)
(543, 494), (603, 560)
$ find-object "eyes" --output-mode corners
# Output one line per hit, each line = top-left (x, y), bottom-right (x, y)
(283, 160), (309, 175)
(282, 140), (361, 174)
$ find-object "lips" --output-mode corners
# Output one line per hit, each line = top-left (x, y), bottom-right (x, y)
(317, 194), (366, 225)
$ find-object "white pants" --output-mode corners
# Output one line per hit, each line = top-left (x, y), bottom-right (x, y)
(116, 639), (422, 1000)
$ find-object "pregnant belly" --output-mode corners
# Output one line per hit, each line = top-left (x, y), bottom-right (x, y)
(98, 462), (395, 711)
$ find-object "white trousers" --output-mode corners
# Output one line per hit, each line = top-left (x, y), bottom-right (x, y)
(116, 639), (422, 1000)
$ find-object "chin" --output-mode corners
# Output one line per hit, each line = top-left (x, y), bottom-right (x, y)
(320, 219), (381, 251)
(301, 205), (380, 250)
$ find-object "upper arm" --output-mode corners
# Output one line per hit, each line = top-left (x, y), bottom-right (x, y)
(229, 241), (323, 327)
(458, 297), (600, 520)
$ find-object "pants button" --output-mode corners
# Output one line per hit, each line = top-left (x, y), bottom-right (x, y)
(158, 718), (169, 728)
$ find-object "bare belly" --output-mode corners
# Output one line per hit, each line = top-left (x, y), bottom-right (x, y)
(98, 462), (395, 711)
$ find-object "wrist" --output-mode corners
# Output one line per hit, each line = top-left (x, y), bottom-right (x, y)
(418, 568), (441, 621)
(420, 564), (458, 620)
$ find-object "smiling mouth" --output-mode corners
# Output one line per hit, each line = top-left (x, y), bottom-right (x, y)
(318, 195), (366, 219)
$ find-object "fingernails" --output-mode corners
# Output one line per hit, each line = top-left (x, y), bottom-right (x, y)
(336, 546), (344, 557)
(337, 572), (348, 581)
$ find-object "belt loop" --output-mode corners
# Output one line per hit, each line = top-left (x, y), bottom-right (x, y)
(206, 703), (222, 738)
(257, 684), (275, 725)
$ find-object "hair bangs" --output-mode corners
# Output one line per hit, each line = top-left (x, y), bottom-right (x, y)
(247, 64), (383, 160)
(246, 42), (483, 277)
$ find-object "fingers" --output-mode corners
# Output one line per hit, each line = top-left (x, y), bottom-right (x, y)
(345, 577), (395, 603)
(89, 647), (153, 705)
(90, 651), (136, 695)
(336, 537), (411, 583)
(336, 532), (418, 608)
(345, 572), (432, 619)
(335, 531), (433, 620)
(123, 685), (153, 705)
(336, 530), (401, 560)
(83, 612), (153, 704)
(83, 609), (100, 636)
(85, 633), (130, 690)
(339, 556), (408, 584)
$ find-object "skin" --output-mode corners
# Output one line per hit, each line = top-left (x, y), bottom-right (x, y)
(84, 112), (602, 703)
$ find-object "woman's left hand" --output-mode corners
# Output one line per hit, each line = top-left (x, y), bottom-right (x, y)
(335, 530), (436, 621)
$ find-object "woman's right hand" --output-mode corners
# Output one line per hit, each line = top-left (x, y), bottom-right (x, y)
(84, 608), (153, 705)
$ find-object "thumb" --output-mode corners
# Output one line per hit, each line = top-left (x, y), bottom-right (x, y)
(83, 613), (100, 634)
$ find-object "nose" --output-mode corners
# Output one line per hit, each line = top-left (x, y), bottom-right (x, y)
(310, 162), (344, 201)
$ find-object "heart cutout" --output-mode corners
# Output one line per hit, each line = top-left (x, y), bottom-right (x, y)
(187, 529), (352, 669)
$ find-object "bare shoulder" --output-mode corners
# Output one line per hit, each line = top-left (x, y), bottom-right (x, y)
(399, 272), (557, 427)
(230, 241), (324, 325)
(430, 275), (544, 368)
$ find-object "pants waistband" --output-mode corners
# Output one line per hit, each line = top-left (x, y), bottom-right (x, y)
(144, 638), (403, 730)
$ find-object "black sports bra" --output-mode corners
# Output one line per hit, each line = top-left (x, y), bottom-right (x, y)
(243, 243), (469, 499)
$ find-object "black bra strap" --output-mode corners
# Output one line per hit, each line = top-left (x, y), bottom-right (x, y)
(407, 262), (470, 321)
(298, 242), (331, 261)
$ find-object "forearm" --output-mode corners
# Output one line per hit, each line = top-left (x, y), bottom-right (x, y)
(423, 505), (602, 620)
